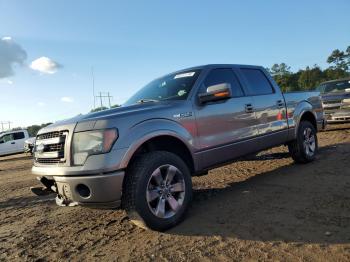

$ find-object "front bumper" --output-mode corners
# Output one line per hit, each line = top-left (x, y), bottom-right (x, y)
(42, 171), (125, 208)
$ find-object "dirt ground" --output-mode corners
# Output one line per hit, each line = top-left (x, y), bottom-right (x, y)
(0, 124), (350, 261)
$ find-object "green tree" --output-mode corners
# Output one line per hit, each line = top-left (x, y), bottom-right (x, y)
(111, 104), (121, 108)
(297, 65), (324, 90)
(269, 63), (293, 92)
(327, 48), (349, 71)
(27, 123), (52, 137)
(90, 106), (108, 113)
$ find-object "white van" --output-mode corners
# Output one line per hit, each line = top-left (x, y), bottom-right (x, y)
(0, 130), (30, 156)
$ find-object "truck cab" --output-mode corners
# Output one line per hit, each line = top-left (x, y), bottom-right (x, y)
(0, 129), (30, 156)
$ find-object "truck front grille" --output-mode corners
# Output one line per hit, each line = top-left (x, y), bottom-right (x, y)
(35, 130), (68, 165)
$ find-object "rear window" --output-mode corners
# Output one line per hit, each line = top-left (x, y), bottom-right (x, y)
(241, 68), (274, 95)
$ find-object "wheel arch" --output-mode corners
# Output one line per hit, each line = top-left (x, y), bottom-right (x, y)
(291, 101), (318, 138)
(118, 119), (197, 174)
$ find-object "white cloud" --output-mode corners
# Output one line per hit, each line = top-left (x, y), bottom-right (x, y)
(61, 96), (74, 103)
(0, 36), (27, 78)
(37, 102), (46, 107)
(30, 56), (62, 74)
(2, 36), (12, 41)
(0, 79), (13, 85)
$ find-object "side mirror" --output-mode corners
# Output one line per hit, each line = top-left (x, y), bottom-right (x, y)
(198, 83), (232, 104)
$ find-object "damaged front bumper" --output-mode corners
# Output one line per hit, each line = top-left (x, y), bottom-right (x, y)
(34, 170), (125, 208)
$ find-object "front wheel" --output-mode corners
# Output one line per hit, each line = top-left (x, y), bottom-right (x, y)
(122, 151), (192, 231)
(288, 121), (318, 163)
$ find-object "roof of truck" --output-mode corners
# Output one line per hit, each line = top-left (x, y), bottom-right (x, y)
(167, 64), (264, 76)
(0, 129), (28, 136)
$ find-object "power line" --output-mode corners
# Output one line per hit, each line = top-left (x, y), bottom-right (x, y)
(0, 121), (12, 132)
(95, 92), (113, 108)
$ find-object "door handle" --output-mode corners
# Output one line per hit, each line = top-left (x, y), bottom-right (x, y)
(11, 142), (15, 144)
(276, 100), (284, 108)
(245, 103), (254, 113)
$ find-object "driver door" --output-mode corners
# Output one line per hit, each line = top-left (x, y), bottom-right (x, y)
(0, 134), (16, 156)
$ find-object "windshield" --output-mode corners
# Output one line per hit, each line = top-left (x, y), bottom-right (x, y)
(316, 79), (350, 94)
(124, 69), (201, 106)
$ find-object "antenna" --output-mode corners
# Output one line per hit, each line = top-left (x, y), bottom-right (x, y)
(91, 67), (96, 109)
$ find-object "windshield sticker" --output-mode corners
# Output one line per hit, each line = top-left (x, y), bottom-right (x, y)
(174, 72), (196, 79)
(178, 90), (187, 96)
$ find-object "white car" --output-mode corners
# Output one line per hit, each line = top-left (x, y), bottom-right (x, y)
(0, 129), (31, 156)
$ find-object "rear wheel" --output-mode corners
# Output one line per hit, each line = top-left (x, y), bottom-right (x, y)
(122, 151), (192, 231)
(288, 121), (318, 163)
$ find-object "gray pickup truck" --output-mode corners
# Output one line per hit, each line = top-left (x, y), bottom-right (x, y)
(32, 64), (325, 231)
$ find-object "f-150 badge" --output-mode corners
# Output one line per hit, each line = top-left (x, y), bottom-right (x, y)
(173, 112), (193, 118)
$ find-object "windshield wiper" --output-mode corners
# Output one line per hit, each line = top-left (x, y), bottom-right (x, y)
(136, 99), (159, 103)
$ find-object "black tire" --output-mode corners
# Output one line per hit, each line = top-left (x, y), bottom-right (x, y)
(288, 121), (318, 163)
(122, 151), (192, 231)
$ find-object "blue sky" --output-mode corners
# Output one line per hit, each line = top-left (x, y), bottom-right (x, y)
(0, 0), (349, 127)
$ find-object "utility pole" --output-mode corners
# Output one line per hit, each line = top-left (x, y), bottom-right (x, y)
(108, 92), (111, 108)
(0, 121), (12, 132)
(94, 92), (113, 109)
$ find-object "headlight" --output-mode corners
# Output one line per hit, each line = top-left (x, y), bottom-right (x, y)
(72, 128), (118, 165)
(342, 98), (350, 104)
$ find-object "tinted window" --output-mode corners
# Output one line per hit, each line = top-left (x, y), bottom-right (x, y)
(0, 134), (13, 143)
(241, 69), (274, 95)
(13, 132), (25, 140)
(204, 68), (244, 97)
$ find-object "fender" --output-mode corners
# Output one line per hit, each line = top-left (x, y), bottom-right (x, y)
(288, 100), (316, 139)
(116, 118), (197, 170)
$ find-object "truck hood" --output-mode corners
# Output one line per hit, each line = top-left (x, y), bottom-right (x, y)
(45, 101), (178, 129)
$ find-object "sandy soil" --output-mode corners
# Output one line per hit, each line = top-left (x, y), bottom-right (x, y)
(0, 124), (350, 261)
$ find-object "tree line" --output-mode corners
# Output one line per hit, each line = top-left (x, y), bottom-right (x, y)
(267, 45), (350, 92)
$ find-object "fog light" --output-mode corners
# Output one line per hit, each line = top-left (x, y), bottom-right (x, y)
(76, 184), (91, 198)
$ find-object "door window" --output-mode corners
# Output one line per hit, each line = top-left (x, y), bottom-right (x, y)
(0, 134), (14, 143)
(241, 68), (274, 95)
(203, 68), (244, 97)
(13, 132), (25, 140)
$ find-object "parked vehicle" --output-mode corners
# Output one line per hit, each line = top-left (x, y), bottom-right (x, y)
(24, 137), (36, 154)
(31, 64), (326, 231)
(317, 78), (350, 123)
(0, 129), (31, 156)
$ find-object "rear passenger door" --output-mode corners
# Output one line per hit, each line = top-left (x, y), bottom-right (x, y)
(239, 68), (288, 138)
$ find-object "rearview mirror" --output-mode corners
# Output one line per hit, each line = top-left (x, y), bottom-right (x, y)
(198, 83), (232, 104)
